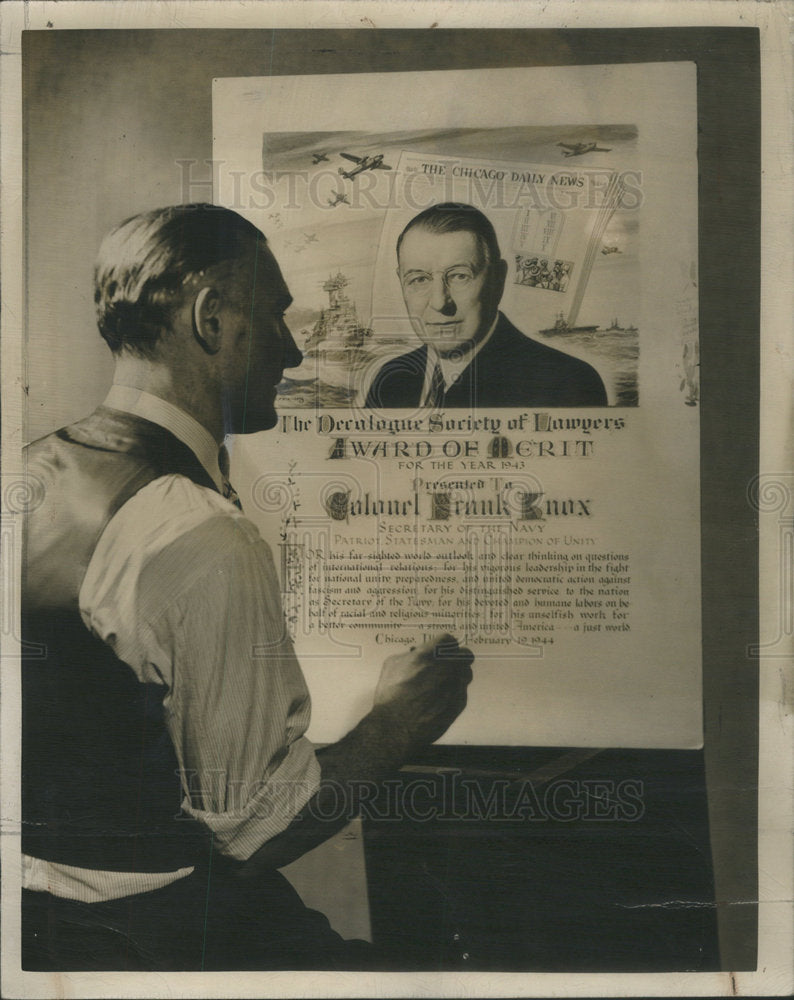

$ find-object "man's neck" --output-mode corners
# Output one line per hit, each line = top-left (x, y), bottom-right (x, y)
(429, 312), (501, 387)
(112, 356), (223, 444)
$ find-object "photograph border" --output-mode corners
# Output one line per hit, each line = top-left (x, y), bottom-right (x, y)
(1, 3), (791, 997)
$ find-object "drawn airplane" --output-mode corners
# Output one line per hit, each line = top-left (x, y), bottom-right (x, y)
(312, 152), (329, 164)
(601, 245), (622, 255)
(558, 141), (612, 157)
(338, 151), (393, 179)
(328, 191), (350, 207)
(303, 232), (319, 243)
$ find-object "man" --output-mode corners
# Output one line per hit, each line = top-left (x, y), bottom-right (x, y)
(21, 204), (473, 970)
(364, 203), (607, 409)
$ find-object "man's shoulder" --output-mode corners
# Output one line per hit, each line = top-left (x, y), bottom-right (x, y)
(365, 344), (427, 407)
(83, 475), (269, 617)
(484, 315), (609, 405)
(493, 316), (586, 367)
(108, 474), (254, 554)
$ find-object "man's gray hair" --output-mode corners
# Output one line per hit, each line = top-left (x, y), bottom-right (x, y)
(94, 203), (263, 356)
(396, 202), (502, 269)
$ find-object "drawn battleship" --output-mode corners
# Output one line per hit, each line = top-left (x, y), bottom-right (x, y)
(302, 272), (372, 354)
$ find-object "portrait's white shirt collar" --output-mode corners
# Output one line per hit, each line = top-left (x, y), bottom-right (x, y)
(423, 312), (500, 404)
(104, 384), (224, 492)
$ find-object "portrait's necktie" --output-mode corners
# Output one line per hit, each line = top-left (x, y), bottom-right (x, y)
(218, 444), (243, 510)
(425, 361), (445, 409)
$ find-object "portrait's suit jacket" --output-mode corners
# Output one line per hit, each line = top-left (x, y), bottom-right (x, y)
(364, 312), (608, 408)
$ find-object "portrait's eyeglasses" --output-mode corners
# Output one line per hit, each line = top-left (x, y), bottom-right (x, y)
(400, 265), (478, 294)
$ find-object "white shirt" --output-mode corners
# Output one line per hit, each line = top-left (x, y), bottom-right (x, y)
(420, 313), (500, 405)
(23, 388), (321, 901)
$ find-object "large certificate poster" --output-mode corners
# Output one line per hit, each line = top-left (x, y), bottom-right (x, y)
(214, 63), (702, 747)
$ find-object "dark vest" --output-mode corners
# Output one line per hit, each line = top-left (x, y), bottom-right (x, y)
(22, 406), (219, 872)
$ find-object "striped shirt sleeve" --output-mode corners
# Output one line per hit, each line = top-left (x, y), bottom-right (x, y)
(80, 476), (321, 861)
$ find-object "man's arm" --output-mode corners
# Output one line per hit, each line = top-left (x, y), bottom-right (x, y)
(133, 509), (471, 868)
(235, 633), (473, 873)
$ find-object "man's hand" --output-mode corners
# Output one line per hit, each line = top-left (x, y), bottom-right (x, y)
(373, 633), (474, 748)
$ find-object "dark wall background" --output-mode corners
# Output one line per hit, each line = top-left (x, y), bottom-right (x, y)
(23, 27), (760, 969)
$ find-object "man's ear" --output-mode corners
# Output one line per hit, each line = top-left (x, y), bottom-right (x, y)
(494, 258), (509, 300)
(192, 286), (223, 355)
(484, 258), (509, 319)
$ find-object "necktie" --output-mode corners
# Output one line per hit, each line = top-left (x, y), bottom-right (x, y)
(218, 444), (243, 510)
(425, 361), (445, 409)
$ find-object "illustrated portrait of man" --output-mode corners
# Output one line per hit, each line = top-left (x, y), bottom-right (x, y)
(21, 203), (473, 971)
(365, 202), (608, 409)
